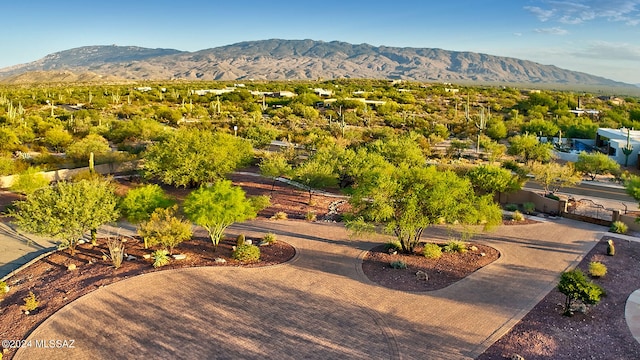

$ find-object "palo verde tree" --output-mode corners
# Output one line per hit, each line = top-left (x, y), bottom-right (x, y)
(120, 184), (175, 224)
(143, 128), (253, 187)
(574, 152), (620, 181)
(11, 177), (120, 256)
(624, 175), (640, 207)
(259, 152), (292, 192)
(348, 163), (502, 253)
(507, 133), (553, 164)
(466, 164), (523, 197)
(183, 180), (260, 251)
(292, 155), (339, 204)
(529, 161), (581, 195)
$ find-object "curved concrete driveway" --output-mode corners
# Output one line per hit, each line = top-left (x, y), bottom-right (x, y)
(17, 217), (605, 360)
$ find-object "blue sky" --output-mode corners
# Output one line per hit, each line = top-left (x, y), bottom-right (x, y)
(1, 0), (639, 83)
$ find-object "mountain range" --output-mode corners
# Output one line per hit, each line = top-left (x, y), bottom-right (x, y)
(0, 39), (634, 89)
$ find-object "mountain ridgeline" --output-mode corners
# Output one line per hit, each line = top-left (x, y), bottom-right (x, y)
(0, 39), (632, 88)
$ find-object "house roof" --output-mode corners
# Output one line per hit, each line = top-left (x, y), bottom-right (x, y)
(597, 128), (640, 141)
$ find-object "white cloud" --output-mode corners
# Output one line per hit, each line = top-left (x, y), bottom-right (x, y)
(513, 32), (523, 36)
(534, 27), (569, 34)
(525, 1), (640, 25)
(572, 41), (640, 60)
(525, 6), (555, 21)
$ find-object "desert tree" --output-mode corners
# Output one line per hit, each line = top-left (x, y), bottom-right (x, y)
(507, 133), (553, 164)
(183, 180), (259, 251)
(557, 269), (605, 315)
(143, 128), (253, 187)
(574, 152), (620, 181)
(120, 184), (175, 224)
(259, 152), (292, 192)
(65, 133), (111, 162)
(529, 161), (581, 195)
(348, 163), (502, 253)
(466, 164), (522, 197)
(11, 178), (120, 256)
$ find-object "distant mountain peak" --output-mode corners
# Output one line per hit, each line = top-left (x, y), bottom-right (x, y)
(0, 39), (634, 88)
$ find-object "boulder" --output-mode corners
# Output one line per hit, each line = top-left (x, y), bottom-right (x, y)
(416, 270), (428, 281)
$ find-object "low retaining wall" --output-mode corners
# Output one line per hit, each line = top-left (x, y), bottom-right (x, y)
(0, 161), (141, 189)
(562, 212), (613, 227)
(497, 189), (565, 214)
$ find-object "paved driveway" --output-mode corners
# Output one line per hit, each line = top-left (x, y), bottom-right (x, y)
(16, 218), (605, 359)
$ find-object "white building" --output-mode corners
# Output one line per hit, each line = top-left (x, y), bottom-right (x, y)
(596, 128), (640, 167)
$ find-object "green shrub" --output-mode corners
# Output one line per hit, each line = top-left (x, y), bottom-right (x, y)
(21, 291), (39, 312)
(501, 159), (521, 172)
(0, 280), (8, 297)
(523, 202), (535, 214)
(389, 260), (407, 269)
(9, 166), (49, 195)
(545, 193), (560, 201)
(443, 240), (467, 253)
(588, 261), (607, 277)
(610, 221), (628, 234)
(250, 195), (271, 212)
(505, 203), (518, 211)
(232, 244), (261, 262)
(305, 211), (317, 222)
(512, 210), (525, 222)
(152, 249), (170, 268)
(422, 243), (443, 259)
(138, 205), (193, 252)
(271, 211), (288, 220)
(384, 241), (402, 252)
(557, 269), (605, 315)
(262, 233), (277, 245)
(236, 234), (246, 247)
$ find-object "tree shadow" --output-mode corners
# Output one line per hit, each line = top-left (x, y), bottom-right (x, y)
(19, 269), (483, 359)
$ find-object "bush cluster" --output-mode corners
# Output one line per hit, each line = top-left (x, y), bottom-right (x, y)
(557, 269), (605, 315)
(389, 260), (407, 269)
(22, 291), (39, 312)
(505, 203), (518, 212)
(512, 210), (525, 221)
(262, 233), (277, 245)
(443, 240), (467, 253)
(152, 249), (170, 268)
(610, 221), (628, 234)
(232, 244), (261, 262)
(422, 243), (443, 259)
(0, 280), (8, 298)
(384, 241), (402, 252)
(588, 261), (607, 277)
(523, 202), (535, 214)
(271, 211), (288, 220)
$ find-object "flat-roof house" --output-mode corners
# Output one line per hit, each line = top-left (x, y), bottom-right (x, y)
(596, 128), (640, 166)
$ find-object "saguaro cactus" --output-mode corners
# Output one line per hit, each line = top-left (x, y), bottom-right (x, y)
(622, 128), (633, 167)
